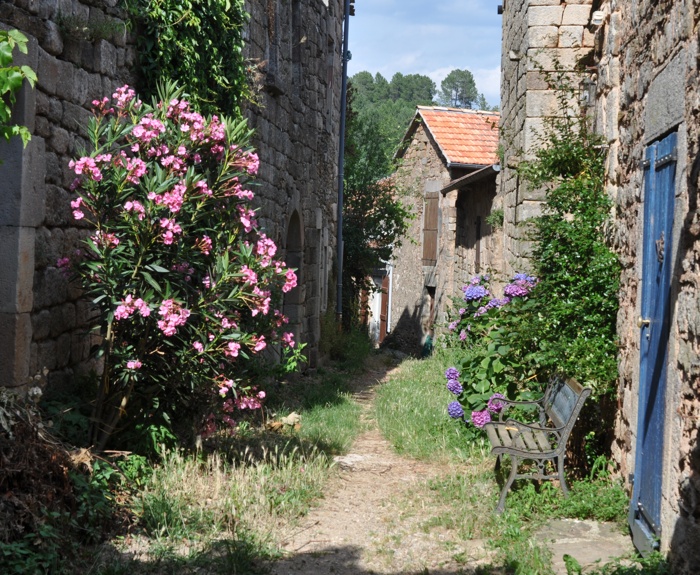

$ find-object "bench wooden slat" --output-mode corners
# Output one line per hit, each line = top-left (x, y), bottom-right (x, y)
(483, 374), (591, 513)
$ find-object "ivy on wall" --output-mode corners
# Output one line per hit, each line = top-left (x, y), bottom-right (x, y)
(0, 29), (37, 147)
(125, 0), (249, 115)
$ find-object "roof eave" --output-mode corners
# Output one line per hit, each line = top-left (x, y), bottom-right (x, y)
(441, 164), (501, 195)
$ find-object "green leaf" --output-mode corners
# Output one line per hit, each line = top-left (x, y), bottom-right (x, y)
(141, 270), (161, 292)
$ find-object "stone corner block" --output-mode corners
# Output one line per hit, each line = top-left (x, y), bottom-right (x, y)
(562, 4), (593, 26)
(0, 312), (32, 387)
(528, 6), (564, 27)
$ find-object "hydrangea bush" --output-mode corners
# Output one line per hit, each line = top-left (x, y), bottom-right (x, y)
(65, 83), (303, 451)
(444, 273), (541, 436)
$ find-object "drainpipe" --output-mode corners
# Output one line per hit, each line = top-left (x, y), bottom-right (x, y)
(336, 0), (352, 322)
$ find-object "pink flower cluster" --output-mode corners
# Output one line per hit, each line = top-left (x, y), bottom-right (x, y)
(124, 200), (146, 220)
(281, 332), (295, 347)
(224, 341), (241, 358)
(159, 218), (183, 245)
(69, 157), (102, 182)
(157, 299), (191, 336)
(92, 230), (120, 248)
(132, 115), (166, 144)
(256, 234), (277, 266)
(282, 269), (298, 293)
(113, 85), (140, 109)
(251, 286), (271, 316)
(71, 197), (84, 220)
(236, 390), (266, 410)
(114, 294), (151, 320)
(126, 359), (142, 370)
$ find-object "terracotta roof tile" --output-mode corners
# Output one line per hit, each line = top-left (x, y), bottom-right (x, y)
(416, 106), (500, 166)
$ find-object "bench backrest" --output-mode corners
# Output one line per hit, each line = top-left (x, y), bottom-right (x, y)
(543, 375), (591, 432)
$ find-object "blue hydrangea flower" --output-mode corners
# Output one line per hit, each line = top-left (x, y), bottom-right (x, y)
(463, 284), (489, 301)
(447, 401), (464, 419)
(446, 378), (463, 395)
(444, 367), (460, 380)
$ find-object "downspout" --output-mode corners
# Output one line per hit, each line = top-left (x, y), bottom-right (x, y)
(336, 0), (351, 322)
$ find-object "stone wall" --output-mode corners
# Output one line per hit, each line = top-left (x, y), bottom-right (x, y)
(0, 0), (342, 388)
(499, 0), (593, 274)
(593, 0), (700, 568)
(387, 123), (450, 354)
(0, 0), (137, 393)
(242, 0), (342, 366)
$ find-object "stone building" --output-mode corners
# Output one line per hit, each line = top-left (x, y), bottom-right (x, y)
(499, 0), (700, 569)
(386, 106), (500, 354)
(499, 0), (594, 273)
(590, 1), (700, 568)
(0, 0), (343, 392)
(242, 0), (342, 366)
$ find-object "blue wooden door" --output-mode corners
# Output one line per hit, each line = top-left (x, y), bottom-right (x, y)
(629, 131), (677, 554)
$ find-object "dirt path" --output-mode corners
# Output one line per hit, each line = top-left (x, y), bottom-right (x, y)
(269, 360), (488, 575)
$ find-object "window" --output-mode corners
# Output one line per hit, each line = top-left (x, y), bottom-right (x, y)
(422, 192), (439, 266)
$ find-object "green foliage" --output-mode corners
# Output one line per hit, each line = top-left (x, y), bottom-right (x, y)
(319, 311), (373, 371)
(442, 68), (620, 451)
(125, 0), (249, 116)
(485, 207), (504, 229)
(347, 71), (436, 178)
(342, 82), (413, 322)
(66, 82), (301, 451)
(438, 68), (478, 108)
(0, 29), (37, 148)
(375, 348), (475, 461)
(518, 70), (621, 395)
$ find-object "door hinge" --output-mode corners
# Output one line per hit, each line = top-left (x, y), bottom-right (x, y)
(655, 147), (678, 169)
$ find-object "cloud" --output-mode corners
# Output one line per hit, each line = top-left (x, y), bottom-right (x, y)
(346, 0), (503, 105)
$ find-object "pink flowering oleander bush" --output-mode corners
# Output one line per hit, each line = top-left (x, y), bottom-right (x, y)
(443, 273), (542, 439)
(65, 82), (303, 451)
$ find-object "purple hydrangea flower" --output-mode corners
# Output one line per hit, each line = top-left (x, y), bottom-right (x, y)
(463, 284), (489, 301)
(474, 306), (488, 317)
(487, 393), (506, 414)
(448, 401), (465, 419)
(448, 320), (459, 331)
(444, 367), (460, 380)
(459, 330), (467, 341)
(446, 378), (463, 395)
(503, 282), (530, 298)
(471, 409), (492, 428)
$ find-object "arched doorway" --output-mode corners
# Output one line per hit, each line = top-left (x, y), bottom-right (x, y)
(283, 211), (304, 346)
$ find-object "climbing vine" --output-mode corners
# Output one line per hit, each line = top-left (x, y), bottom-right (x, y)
(0, 29), (37, 147)
(125, 0), (249, 116)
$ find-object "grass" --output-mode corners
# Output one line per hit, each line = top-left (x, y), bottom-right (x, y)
(373, 346), (669, 575)
(375, 346), (477, 461)
(77, 331), (374, 574)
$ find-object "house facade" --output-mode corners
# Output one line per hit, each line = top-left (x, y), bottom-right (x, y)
(386, 106), (500, 354)
(0, 0), (343, 392)
(500, 0), (700, 569)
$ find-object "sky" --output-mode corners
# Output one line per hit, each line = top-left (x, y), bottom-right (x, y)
(346, 0), (504, 107)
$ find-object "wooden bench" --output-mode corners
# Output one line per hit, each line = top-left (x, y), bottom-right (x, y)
(484, 375), (591, 513)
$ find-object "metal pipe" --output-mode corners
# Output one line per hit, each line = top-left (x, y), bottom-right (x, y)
(336, 0), (351, 321)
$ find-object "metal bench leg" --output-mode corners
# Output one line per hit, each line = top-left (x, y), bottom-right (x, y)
(496, 455), (519, 514)
(558, 455), (569, 497)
